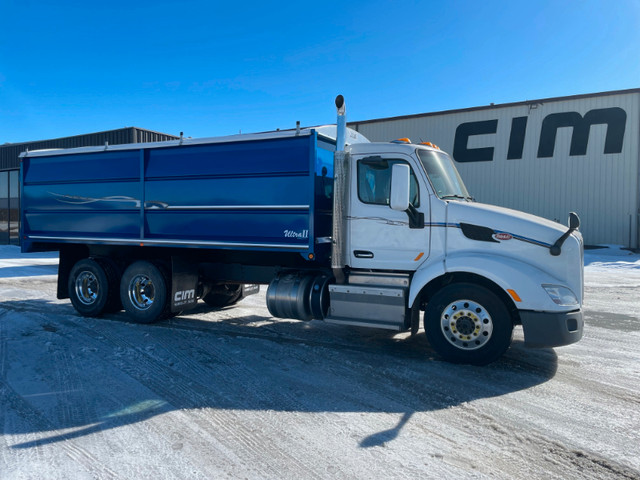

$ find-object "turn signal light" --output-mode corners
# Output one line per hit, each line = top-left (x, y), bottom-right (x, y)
(507, 289), (522, 302)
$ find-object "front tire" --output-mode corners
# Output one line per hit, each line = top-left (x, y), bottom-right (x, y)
(424, 283), (513, 365)
(120, 261), (169, 324)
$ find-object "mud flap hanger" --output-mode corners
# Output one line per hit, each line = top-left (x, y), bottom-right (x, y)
(549, 212), (580, 256)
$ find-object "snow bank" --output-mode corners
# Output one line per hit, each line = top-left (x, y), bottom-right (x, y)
(584, 245), (640, 275)
(0, 245), (58, 279)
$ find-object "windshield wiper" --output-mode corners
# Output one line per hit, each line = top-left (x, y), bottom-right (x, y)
(440, 194), (471, 201)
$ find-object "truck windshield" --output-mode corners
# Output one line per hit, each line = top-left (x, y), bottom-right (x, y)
(417, 149), (471, 200)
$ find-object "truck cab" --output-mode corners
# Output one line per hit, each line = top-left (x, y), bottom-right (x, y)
(320, 135), (584, 364)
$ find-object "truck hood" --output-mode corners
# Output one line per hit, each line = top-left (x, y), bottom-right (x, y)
(446, 201), (566, 248)
(443, 200), (584, 308)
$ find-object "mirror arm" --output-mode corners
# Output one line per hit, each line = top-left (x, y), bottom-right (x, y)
(406, 204), (425, 229)
(549, 212), (580, 256)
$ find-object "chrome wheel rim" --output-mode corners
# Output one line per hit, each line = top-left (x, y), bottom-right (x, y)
(75, 271), (99, 305)
(440, 299), (493, 350)
(128, 274), (155, 310)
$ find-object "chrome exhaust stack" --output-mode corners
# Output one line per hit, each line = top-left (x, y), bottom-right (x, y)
(331, 95), (349, 284)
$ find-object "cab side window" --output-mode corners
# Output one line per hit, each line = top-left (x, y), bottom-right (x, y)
(357, 159), (419, 207)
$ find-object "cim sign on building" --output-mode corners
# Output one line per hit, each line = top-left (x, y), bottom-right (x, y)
(351, 89), (640, 249)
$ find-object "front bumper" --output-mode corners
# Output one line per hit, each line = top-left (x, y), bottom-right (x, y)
(520, 309), (584, 348)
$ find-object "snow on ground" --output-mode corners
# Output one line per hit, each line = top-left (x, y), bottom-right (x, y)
(585, 245), (640, 274)
(0, 248), (58, 281)
(1, 245), (639, 479)
(583, 246), (640, 324)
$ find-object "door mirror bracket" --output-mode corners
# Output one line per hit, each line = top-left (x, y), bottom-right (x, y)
(406, 203), (425, 229)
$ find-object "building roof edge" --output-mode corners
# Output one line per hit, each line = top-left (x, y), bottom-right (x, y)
(350, 88), (640, 126)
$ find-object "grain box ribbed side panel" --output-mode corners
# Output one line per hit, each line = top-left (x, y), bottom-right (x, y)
(21, 134), (318, 256)
(355, 92), (640, 247)
(1, 127), (179, 244)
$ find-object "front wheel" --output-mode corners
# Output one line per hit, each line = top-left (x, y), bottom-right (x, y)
(424, 283), (513, 365)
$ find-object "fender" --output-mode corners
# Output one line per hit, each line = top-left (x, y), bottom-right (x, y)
(409, 252), (574, 312)
(408, 255), (446, 307)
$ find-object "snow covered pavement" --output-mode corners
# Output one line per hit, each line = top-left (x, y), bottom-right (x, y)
(1, 245), (639, 479)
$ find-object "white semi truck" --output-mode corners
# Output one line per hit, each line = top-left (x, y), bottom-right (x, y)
(20, 96), (584, 365)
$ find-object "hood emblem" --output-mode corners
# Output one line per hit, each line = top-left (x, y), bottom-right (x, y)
(494, 233), (513, 241)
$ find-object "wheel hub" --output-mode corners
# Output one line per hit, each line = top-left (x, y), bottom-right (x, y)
(129, 275), (155, 310)
(441, 299), (493, 351)
(454, 314), (476, 336)
(75, 271), (99, 305)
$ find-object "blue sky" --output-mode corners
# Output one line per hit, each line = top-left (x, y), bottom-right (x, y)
(1, 0), (639, 143)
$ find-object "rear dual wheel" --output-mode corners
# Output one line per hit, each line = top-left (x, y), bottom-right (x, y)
(68, 258), (121, 317)
(69, 259), (172, 324)
(120, 261), (171, 324)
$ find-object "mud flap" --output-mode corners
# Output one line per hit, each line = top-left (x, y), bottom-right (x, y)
(171, 258), (199, 312)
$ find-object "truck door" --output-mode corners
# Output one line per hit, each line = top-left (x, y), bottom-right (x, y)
(348, 154), (430, 270)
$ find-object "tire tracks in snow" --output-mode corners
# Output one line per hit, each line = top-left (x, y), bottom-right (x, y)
(39, 310), (328, 479)
(0, 309), (120, 479)
(25, 306), (473, 478)
(158, 314), (640, 479)
(2, 301), (346, 477)
(3, 298), (639, 478)
(445, 402), (640, 479)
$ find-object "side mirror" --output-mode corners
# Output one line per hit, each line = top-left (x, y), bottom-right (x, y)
(390, 163), (410, 212)
(550, 212), (581, 256)
(569, 212), (580, 230)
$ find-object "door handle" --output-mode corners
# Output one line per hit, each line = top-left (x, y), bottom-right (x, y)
(354, 250), (374, 259)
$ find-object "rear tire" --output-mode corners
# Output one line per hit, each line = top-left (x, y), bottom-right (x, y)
(68, 258), (117, 317)
(120, 261), (169, 324)
(203, 284), (243, 308)
(424, 283), (513, 365)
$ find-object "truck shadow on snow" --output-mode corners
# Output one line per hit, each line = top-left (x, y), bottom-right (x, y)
(1, 298), (557, 450)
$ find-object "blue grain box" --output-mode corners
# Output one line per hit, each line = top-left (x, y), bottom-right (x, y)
(20, 130), (335, 261)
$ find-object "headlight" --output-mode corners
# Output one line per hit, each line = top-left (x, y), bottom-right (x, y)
(542, 284), (578, 306)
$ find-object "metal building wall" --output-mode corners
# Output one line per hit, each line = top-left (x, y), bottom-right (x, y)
(0, 169), (19, 244)
(0, 127), (178, 169)
(352, 90), (640, 248)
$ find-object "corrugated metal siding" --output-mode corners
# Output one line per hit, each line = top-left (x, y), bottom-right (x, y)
(353, 91), (640, 248)
(133, 127), (179, 144)
(0, 127), (178, 169)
